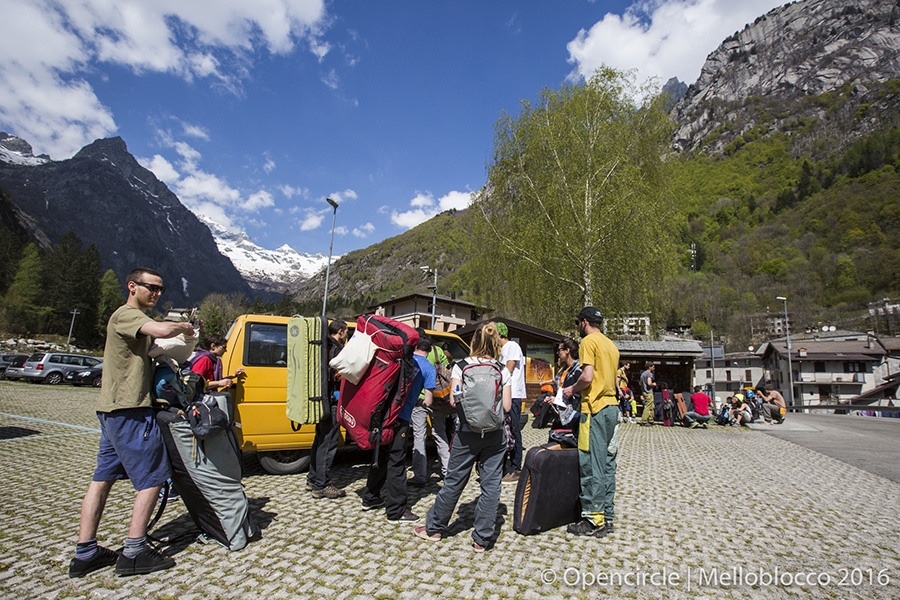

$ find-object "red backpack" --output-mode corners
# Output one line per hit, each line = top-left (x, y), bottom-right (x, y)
(337, 315), (419, 450)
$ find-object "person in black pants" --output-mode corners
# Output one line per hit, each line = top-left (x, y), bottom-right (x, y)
(307, 320), (348, 499)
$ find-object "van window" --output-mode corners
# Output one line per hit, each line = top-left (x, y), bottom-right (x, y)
(245, 323), (288, 367)
(433, 338), (468, 363)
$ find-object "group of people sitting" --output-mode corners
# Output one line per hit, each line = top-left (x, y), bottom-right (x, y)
(718, 385), (787, 426)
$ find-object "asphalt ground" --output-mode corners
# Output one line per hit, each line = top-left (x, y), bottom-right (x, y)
(748, 413), (900, 484)
(1, 381), (899, 599)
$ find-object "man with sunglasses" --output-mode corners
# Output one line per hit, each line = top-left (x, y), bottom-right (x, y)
(70, 268), (196, 578)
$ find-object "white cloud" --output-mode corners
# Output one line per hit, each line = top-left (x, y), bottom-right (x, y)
(334, 226), (348, 236)
(263, 154), (276, 174)
(243, 190), (275, 211)
(390, 190), (472, 229)
(280, 184), (308, 199)
(182, 122), (210, 140)
(352, 222), (375, 238)
(327, 189), (358, 205)
(0, 0), (330, 158)
(140, 154), (180, 182)
(567, 0), (784, 86)
(300, 212), (325, 231)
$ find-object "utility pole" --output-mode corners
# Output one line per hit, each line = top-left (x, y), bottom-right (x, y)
(66, 309), (80, 349)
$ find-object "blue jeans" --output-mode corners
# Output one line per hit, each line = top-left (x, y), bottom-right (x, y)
(425, 428), (505, 547)
(578, 405), (618, 525)
(684, 411), (712, 426)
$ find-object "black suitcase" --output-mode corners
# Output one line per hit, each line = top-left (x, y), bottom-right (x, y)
(513, 442), (581, 535)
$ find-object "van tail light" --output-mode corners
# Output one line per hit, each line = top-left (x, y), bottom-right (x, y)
(37, 364), (43, 370)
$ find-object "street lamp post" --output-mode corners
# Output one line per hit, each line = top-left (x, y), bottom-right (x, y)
(321, 198), (339, 319)
(66, 309), (80, 349)
(419, 266), (437, 330)
(776, 296), (795, 409)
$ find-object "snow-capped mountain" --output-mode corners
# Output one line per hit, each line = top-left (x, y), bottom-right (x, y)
(0, 132), (50, 166)
(200, 216), (335, 293)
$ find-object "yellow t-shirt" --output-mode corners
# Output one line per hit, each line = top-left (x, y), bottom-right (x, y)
(579, 332), (620, 414)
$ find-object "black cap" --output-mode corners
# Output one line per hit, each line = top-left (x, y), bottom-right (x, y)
(576, 307), (603, 325)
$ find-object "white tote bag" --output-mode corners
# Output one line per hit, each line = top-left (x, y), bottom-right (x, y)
(328, 329), (375, 385)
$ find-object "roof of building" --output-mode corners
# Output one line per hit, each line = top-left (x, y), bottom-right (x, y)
(454, 317), (563, 344)
(367, 292), (482, 311)
(614, 340), (704, 357)
(759, 336), (885, 359)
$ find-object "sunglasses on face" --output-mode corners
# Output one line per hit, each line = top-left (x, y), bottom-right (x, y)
(134, 281), (166, 294)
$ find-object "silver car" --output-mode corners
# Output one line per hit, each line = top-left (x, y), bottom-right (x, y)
(20, 352), (102, 385)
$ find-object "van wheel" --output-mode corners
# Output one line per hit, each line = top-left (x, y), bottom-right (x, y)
(45, 372), (63, 385)
(258, 450), (311, 475)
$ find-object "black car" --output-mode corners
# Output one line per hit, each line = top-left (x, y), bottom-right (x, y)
(64, 365), (103, 387)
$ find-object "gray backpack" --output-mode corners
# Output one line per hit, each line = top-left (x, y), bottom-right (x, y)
(456, 359), (505, 433)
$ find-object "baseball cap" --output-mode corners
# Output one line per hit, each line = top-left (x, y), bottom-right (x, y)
(575, 307), (603, 325)
(496, 322), (509, 337)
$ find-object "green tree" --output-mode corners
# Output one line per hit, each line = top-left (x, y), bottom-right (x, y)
(198, 293), (249, 337)
(41, 232), (102, 344)
(471, 67), (678, 330)
(3, 243), (52, 333)
(96, 269), (124, 338)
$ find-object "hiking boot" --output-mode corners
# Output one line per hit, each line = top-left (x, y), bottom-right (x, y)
(361, 498), (385, 511)
(68, 546), (118, 578)
(594, 521), (614, 538)
(114, 546), (175, 577)
(472, 541), (486, 552)
(414, 526), (441, 541)
(311, 484), (346, 499)
(305, 480), (314, 491)
(689, 422), (699, 429)
(700, 422), (709, 429)
(388, 509), (420, 524)
(501, 471), (520, 485)
(567, 518), (599, 536)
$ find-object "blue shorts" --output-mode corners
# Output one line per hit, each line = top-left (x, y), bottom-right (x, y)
(93, 408), (171, 491)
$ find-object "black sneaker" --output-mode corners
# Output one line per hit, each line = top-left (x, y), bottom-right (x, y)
(388, 509), (420, 523)
(567, 518), (599, 536)
(361, 498), (385, 511)
(594, 521), (614, 538)
(68, 546), (118, 578)
(114, 546), (175, 577)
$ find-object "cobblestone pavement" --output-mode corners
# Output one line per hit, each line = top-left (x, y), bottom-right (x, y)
(1, 382), (899, 599)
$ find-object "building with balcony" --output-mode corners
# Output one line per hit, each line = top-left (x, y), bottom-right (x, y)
(757, 331), (886, 407)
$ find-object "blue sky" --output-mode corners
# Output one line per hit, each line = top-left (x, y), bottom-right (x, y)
(1, 0), (783, 256)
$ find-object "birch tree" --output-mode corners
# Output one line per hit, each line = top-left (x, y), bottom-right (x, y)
(471, 67), (677, 331)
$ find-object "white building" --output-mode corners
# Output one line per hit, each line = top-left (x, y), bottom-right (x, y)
(757, 331), (885, 407)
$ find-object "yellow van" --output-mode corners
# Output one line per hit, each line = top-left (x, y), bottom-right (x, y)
(221, 314), (470, 474)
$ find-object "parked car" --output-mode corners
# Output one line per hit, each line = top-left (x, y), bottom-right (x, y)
(20, 352), (102, 385)
(0, 353), (29, 378)
(64, 365), (103, 387)
(1, 355), (29, 380)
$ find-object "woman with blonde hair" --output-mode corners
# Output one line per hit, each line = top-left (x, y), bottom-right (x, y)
(415, 322), (512, 551)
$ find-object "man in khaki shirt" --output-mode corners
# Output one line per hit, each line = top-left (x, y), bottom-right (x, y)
(69, 268), (195, 579)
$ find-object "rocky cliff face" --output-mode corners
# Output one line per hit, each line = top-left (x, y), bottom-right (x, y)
(0, 135), (252, 306)
(672, 0), (900, 155)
